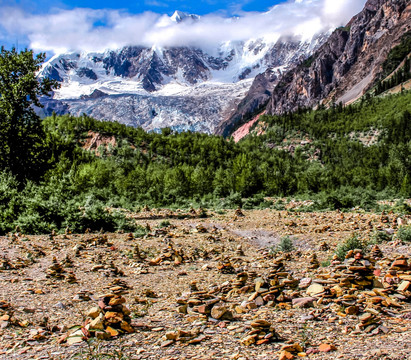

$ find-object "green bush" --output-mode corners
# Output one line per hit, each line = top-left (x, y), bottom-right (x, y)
(269, 236), (295, 255)
(315, 187), (377, 211)
(243, 194), (272, 209)
(158, 220), (171, 228)
(321, 260), (331, 267)
(133, 225), (149, 238)
(273, 199), (286, 211)
(335, 234), (367, 260)
(278, 236), (294, 252)
(218, 192), (243, 209)
(392, 200), (411, 215)
(396, 225), (411, 242)
(0, 171), (22, 234)
(370, 230), (392, 244)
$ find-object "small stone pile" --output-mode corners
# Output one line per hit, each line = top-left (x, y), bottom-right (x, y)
(73, 290), (93, 302)
(90, 234), (110, 246)
(65, 293), (134, 345)
(195, 224), (208, 233)
(235, 245), (245, 256)
(217, 257), (236, 274)
(162, 329), (205, 347)
(356, 310), (382, 334)
(231, 272), (249, 291)
(106, 279), (132, 294)
(0, 300), (10, 310)
(46, 257), (66, 279)
(65, 271), (78, 284)
(105, 261), (124, 277)
(132, 244), (143, 261)
(62, 254), (74, 268)
(319, 241), (329, 251)
(234, 208), (245, 217)
(338, 250), (375, 290)
(240, 319), (281, 346)
(0, 256), (13, 270)
(176, 284), (234, 321)
(370, 245), (383, 260)
(308, 253), (320, 269)
(279, 343), (305, 360)
(390, 256), (409, 272)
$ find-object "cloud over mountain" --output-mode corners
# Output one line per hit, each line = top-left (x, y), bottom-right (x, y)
(0, 0), (367, 54)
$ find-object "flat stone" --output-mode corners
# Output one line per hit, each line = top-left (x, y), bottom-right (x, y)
(211, 304), (228, 320)
(188, 335), (206, 344)
(292, 297), (316, 308)
(161, 340), (174, 347)
(306, 283), (324, 296)
(120, 321), (134, 333)
(318, 343), (336, 352)
(95, 331), (110, 340)
(109, 296), (126, 306)
(345, 306), (359, 315)
(392, 260), (408, 268)
(359, 313), (373, 322)
(281, 343), (303, 353)
(240, 334), (257, 346)
(279, 350), (295, 360)
(89, 314), (104, 330)
(106, 326), (119, 337)
(67, 335), (83, 345)
(87, 307), (101, 319)
(299, 278), (312, 289)
(397, 281), (410, 292)
(251, 319), (271, 328)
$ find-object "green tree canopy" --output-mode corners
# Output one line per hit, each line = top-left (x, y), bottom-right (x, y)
(0, 47), (59, 181)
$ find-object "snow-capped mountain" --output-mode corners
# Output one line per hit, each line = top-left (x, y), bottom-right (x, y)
(39, 10), (330, 134)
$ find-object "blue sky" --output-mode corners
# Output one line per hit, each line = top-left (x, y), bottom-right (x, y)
(0, 0), (367, 54)
(2, 0), (283, 16)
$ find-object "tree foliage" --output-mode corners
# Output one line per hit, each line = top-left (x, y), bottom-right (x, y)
(0, 47), (59, 181)
(0, 47), (410, 234)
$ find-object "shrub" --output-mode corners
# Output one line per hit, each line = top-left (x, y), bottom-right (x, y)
(219, 192), (243, 209)
(273, 199), (286, 211)
(158, 220), (171, 228)
(316, 187), (377, 211)
(133, 225), (149, 238)
(278, 236), (295, 252)
(396, 225), (411, 242)
(335, 234), (367, 260)
(269, 236), (295, 255)
(243, 194), (272, 209)
(321, 260), (331, 267)
(370, 230), (392, 244)
(392, 200), (411, 215)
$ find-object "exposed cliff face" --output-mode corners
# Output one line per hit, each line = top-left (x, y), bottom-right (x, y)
(265, 0), (411, 115)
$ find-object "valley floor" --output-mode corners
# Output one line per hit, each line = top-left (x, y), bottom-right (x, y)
(0, 209), (410, 360)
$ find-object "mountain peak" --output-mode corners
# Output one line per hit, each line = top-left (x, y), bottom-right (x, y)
(170, 10), (200, 23)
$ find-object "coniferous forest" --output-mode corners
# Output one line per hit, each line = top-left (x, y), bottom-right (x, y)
(0, 47), (410, 235)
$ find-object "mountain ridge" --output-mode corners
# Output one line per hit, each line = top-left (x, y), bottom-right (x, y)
(266, 0), (410, 115)
(38, 8), (331, 134)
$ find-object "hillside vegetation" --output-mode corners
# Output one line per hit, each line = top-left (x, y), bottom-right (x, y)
(1, 87), (410, 234)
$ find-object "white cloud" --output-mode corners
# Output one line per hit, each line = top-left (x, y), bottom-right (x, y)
(0, 0), (367, 54)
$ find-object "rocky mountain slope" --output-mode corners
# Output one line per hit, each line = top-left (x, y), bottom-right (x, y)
(220, 0), (410, 136)
(39, 10), (329, 134)
(266, 0), (410, 115)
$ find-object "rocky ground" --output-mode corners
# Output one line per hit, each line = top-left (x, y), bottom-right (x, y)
(1, 208), (410, 360)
